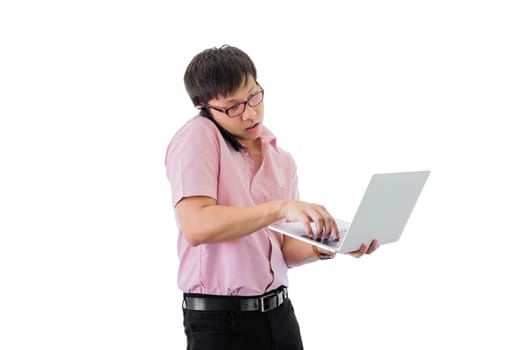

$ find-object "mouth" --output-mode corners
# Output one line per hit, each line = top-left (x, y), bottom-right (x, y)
(245, 123), (260, 133)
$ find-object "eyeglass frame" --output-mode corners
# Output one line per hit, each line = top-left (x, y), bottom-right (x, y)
(200, 83), (264, 118)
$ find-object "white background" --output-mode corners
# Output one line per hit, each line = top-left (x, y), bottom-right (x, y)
(1, 1), (523, 349)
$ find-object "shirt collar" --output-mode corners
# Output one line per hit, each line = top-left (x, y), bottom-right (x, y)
(260, 126), (278, 147)
(240, 126), (279, 152)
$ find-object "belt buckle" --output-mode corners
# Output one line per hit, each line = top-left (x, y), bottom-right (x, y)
(259, 292), (276, 312)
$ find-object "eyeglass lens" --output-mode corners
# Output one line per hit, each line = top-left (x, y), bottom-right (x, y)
(227, 90), (264, 117)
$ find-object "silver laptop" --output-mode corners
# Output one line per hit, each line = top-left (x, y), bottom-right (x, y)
(268, 171), (430, 254)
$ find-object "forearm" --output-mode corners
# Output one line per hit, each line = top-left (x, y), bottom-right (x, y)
(282, 236), (337, 267)
(282, 236), (320, 268)
(177, 197), (287, 246)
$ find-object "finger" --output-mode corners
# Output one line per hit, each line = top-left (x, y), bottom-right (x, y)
(348, 243), (368, 258)
(321, 217), (334, 241)
(314, 206), (336, 241)
(367, 240), (380, 254)
(306, 207), (325, 241)
(327, 217), (339, 241)
(348, 251), (363, 258)
(316, 207), (331, 241)
(313, 217), (325, 241)
(302, 219), (314, 238)
(332, 219), (340, 241)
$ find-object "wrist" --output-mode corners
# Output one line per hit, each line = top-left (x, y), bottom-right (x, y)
(312, 245), (335, 260)
(277, 199), (289, 219)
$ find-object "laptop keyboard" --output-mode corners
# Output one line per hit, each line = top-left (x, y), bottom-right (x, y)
(300, 230), (346, 247)
(295, 220), (349, 247)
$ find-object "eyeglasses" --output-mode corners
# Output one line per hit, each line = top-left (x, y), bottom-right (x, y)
(202, 85), (264, 118)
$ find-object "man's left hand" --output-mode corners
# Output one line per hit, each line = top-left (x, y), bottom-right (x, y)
(347, 239), (380, 258)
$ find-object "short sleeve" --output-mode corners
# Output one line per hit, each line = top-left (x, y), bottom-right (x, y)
(165, 118), (221, 207)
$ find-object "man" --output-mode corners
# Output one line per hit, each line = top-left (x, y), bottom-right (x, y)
(165, 45), (379, 350)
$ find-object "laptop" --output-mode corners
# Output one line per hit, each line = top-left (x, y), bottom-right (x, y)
(268, 170), (430, 254)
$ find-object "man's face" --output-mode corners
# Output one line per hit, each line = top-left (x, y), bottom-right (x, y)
(204, 76), (264, 147)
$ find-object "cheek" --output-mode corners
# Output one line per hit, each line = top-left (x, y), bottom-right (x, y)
(215, 117), (241, 133)
(256, 104), (264, 118)
(211, 112), (235, 128)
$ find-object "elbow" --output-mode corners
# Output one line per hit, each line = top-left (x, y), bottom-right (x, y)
(284, 258), (301, 269)
(175, 197), (218, 247)
(183, 230), (205, 247)
(178, 216), (206, 246)
(282, 249), (297, 268)
(181, 224), (213, 247)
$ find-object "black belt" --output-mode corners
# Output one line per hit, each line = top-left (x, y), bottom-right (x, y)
(183, 287), (288, 313)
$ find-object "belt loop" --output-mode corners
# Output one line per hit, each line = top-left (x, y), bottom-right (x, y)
(260, 295), (269, 312)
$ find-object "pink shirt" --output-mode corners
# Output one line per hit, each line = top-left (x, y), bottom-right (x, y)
(165, 116), (299, 296)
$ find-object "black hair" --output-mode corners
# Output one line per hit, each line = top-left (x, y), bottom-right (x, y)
(184, 45), (257, 151)
(184, 45), (258, 106)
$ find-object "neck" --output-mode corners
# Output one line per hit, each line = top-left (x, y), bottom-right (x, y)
(243, 138), (261, 153)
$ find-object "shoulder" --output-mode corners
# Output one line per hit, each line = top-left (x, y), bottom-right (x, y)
(169, 116), (222, 148)
(177, 116), (220, 139)
(165, 116), (223, 164)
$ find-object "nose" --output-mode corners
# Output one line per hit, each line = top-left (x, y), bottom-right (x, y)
(240, 103), (256, 121)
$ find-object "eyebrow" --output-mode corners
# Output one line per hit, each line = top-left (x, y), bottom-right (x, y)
(225, 84), (258, 104)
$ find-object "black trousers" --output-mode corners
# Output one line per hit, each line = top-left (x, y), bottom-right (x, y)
(183, 298), (304, 350)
